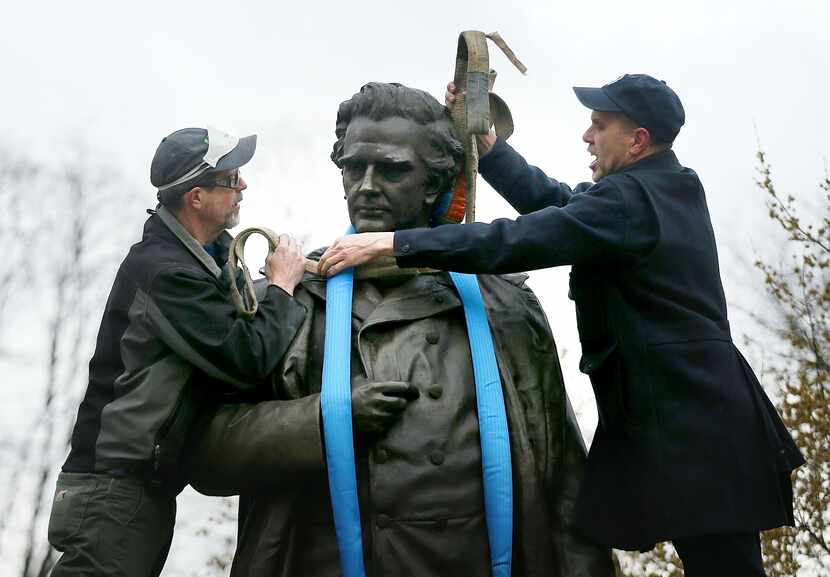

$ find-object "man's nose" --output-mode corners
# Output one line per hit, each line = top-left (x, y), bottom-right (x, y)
(358, 164), (377, 192)
(238, 176), (248, 192)
(582, 128), (593, 144)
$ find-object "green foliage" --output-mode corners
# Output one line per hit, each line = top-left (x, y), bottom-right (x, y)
(617, 153), (830, 576)
(754, 150), (830, 576)
(615, 542), (683, 577)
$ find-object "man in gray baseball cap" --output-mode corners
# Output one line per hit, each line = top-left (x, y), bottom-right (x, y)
(47, 126), (309, 577)
(152, 126), (257, 233)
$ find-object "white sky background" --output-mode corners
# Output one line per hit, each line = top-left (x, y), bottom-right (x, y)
(1, 0), (828, 573)
(3, 0), (829, 457)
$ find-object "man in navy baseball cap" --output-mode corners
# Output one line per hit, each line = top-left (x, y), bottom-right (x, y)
(573, 74), (685, 144)
(319, 73), (802, 577)
(568, 74), (686, 182)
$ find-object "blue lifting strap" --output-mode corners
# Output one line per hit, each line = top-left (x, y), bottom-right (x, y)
(321, 227), (512, 577)
(320, 228), (365, 577)
(449, 271), (513, 577)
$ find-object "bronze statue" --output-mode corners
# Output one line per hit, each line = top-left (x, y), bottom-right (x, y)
(189, 83), (614, 577)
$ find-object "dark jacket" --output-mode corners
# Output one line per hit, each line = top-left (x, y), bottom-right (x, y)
(189, 270), (614, 577)
(394, 139), (804, 549)
(63, 206), (306, 490)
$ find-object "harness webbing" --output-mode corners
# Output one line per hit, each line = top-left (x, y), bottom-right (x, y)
(449, 271), (513, 577)
(320, 226), (512, 577)
(320, 227), (364, 577)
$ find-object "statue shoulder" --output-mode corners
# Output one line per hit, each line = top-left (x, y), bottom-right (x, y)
(478, 272), (533, 296)
(478, 273), (558, 358)
(478, 272), (543, 314)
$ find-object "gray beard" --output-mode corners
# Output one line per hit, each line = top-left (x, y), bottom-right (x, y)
(225, 212), (240, 229)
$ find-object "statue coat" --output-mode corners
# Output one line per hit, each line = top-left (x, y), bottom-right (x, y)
(188, 270), (613, 577)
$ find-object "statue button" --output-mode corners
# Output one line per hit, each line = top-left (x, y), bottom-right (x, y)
(434, 294), (445, 304)
(425, 333), (440, 344)
(376, 514), (391, 528)
(428, 384), (443, 399)
(401, 244), (411, 253)
(429, 451), (445, 466)
(375, 448), (389, 464)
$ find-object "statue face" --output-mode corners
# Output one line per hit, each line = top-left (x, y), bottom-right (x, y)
(340, 116), (439, 233)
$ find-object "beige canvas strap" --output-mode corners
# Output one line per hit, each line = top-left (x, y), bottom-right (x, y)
(228, 227), (304, 318)
(451, 31), (527, 223)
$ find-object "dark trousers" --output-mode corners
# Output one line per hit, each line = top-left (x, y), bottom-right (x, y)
(48, 472), (176, 577)
(672, 532), (766, 577)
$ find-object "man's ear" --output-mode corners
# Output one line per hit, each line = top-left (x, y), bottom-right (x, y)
(630, 127), (652, 157)
(183, 186), (204, 210)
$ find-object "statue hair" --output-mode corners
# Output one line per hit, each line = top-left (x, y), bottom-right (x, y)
(331, 82), (465, 195)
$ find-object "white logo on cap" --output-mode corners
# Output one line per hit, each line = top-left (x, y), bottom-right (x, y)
(204, 126), (239, 168)
(157, 126), (240, 192)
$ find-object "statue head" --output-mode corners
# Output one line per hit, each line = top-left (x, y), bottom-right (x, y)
(331, 82), (464, 233)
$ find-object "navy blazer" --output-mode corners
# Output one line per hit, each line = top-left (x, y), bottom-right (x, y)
(395, 139), (803, 549)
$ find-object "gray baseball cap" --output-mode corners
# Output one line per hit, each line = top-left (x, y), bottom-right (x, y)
(151, 126), (256, 199)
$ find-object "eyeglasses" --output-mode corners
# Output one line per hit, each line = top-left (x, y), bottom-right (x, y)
(198, 170), (241, 189)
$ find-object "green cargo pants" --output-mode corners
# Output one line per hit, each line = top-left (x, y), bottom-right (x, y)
(47, 472), (176, 577)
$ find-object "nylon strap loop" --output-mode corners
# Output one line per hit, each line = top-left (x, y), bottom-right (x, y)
(227, 227), (279, 319)
(227, 227), (319, 319)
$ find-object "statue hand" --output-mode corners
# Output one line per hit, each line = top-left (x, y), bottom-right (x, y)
(351, 378), (419, 434)
(318, 232), (394, 277)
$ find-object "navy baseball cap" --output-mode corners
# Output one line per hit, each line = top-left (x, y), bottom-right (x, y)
(573, 74), (685, 144)
(151, 126), (257, 199)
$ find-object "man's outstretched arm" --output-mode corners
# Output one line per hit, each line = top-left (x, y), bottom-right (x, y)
(319, 176), (656, 276)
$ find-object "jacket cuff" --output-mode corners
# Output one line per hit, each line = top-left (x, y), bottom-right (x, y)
(262, 283), (308, 314)
(393, 227), (429, 268)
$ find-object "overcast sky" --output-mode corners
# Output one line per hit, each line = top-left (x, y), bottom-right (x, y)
(2, 2), (827, 573)
(3, 0), (828, 437)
